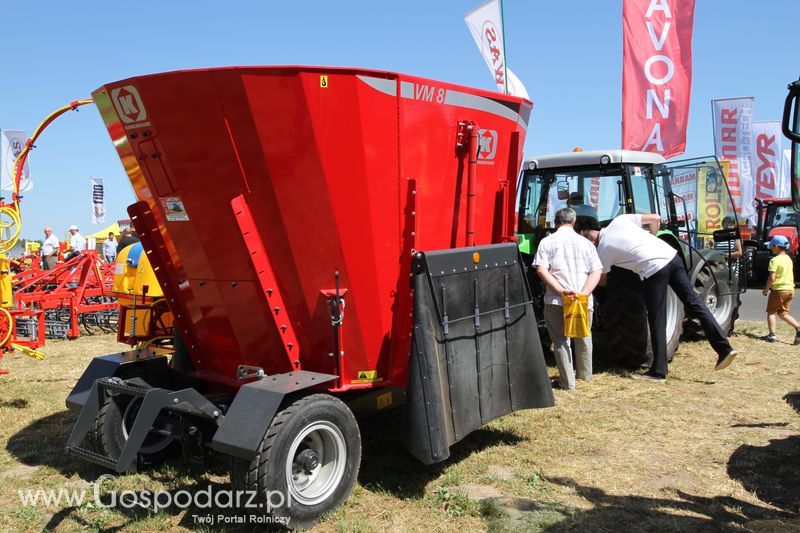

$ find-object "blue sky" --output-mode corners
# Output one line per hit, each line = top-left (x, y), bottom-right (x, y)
(1, 0), (797, 240)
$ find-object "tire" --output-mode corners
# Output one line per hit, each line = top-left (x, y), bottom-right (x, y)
(687, 269), (740, 336)
(230, 393), (361, 530)
(645, 287), (685, 365)
(593, 268), (650, 368)
(85, 393), (178, 466)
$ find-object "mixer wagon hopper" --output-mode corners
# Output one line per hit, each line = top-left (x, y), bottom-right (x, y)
(64, 66), (552, 527)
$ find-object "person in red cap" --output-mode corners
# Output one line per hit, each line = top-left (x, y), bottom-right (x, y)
(761, 234), (800, 344)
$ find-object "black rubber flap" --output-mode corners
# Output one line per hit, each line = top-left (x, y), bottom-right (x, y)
(403, 243), (554, 465)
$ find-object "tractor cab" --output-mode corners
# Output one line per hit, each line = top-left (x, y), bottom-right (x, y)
(517, 149), (746, 341)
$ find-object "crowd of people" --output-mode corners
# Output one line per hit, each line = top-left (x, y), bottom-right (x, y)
(534, 207), (738, 388)
(39, 225), (139, 270)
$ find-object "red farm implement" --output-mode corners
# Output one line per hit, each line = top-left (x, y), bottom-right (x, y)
(14, 250), (117, 339)
(64, 66), (552, 527)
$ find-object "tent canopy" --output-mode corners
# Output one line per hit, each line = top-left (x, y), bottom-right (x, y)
(88, 222), (121, 240)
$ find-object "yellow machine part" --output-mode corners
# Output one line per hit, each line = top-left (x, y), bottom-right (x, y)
(0, 254), (12, 308)
(25, 241), (41, 253)
(113, 244), (163, 300)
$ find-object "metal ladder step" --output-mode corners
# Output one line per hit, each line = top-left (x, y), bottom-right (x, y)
(65, 445), (118, 470)
(98, 377), (151, 397)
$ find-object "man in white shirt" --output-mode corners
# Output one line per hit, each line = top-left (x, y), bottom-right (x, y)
(66, 225), (86, 261)
(577, 214), (737, 382)
(41, 226), (60, 270)
(534, 207), (603, 390)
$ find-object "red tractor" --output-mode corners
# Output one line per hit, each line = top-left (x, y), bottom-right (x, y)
(746, 197), (800, 283)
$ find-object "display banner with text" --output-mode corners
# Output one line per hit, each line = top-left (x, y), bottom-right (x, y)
(91, 177), (105, 224)
(622, 0), (695, 158)
(752, 121), (783, 199)
(712, 97), (755, 221)
(1, 130), (32, 192)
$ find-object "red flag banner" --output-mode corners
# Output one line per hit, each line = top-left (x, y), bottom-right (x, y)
(622, 0), (695, 158)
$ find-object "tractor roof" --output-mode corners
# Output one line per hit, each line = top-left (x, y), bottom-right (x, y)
(524, 149), (667, 170)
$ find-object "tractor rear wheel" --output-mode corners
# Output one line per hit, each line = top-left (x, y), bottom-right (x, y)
(230, 393), (360, 530)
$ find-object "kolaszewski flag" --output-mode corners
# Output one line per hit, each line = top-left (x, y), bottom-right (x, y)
(752, 121), (783, 200)
(1, 130), (32, 192)
(712, 97), (756, 221)
(622, 0), (695, 158)
(464, 0), (508, 93)
(91, 177), (105, 224)
(506, 68), (529, 100)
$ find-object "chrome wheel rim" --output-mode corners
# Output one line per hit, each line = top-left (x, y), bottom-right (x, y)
(285, 421), (347, 506)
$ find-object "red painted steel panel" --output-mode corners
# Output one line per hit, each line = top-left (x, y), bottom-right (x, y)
(93, 66), (530, 390)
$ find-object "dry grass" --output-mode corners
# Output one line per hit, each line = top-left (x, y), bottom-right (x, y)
(1, 322), (799, 532)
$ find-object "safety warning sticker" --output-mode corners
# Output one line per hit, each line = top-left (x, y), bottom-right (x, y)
(352, 370), (382, 384)
(160, 197), (189, 221)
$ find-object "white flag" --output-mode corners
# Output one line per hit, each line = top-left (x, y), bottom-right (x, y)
(506, 68), (530, 100)
(751, 121), (783, 200)
(1, 130), (32, 192)
(91, 177), (105, 224)
(781, 149), (792, 198)
(711, 97), (756, 222)
(464, 0), (508, 93)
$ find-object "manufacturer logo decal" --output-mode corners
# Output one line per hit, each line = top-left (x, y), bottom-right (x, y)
(111, 85), (147, 124)
(477, 129), (498, 163)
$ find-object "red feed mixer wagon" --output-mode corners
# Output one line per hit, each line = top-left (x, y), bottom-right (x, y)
(65, 66), (553, 527)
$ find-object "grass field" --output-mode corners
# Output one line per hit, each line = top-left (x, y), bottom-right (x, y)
(1, 321), (799, 532)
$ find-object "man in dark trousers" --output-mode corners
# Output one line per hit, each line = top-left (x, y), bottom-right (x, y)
(116, 227), (140, 255)
(576, 213), (737, 382)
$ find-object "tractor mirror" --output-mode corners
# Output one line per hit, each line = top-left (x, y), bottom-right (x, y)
(675, 219), (687, 228)
(712, 228), (740, 242)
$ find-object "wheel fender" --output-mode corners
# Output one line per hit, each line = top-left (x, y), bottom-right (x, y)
(66, 350), (169, 412)
(211, 371), (337, 461)
(657, 232), (689, 271)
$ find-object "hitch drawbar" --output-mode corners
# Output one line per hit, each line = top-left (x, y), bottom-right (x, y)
(65, 376), (221, 472)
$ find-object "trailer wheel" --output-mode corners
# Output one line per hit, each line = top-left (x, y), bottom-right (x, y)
(230, 393), (360, 530)
(85, 394), (177, 465)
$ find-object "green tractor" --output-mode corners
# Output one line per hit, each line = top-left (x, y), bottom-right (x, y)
(516, 150), (746, 367)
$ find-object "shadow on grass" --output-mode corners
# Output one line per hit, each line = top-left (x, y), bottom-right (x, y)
(8, 407), (523, 530)
(357, 408), (525, 499)
(0, 398), (29, 408)
(727, 434), (800, 514)
(6, 410), (108, 480)
(784, 391), (800, 414)
(539, 476), (798, 532)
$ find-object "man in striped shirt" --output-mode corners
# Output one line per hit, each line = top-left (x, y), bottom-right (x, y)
(534, 207), (603, 390)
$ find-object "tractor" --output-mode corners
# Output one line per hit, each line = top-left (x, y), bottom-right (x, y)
(516, 150), (746, 367)
(746, 197), (800, 284)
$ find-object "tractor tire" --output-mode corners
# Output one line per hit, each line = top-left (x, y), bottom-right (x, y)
(593, 268), (650, 368)
(645, 287), (685, 365)
(685, 269), (740, 337)
(230, 394), (361, 530)
(85, 393), (178, 467)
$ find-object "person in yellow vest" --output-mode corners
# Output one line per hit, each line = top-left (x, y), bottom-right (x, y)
(761, 235), (800, 344)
